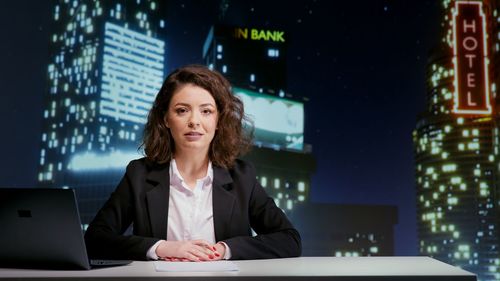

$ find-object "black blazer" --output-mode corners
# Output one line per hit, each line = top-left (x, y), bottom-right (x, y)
(84, 158), (301, 260)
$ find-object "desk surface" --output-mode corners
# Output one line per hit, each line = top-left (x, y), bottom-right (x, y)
(0, 257), (476, 281)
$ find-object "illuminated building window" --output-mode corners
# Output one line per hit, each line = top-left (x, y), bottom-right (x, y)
(274, 178), (280, 189)
(467, 142), (479, 150)
(298, 181), (305, 192)
(260, 176), (267, 187)
(217, 44), (223, 52)
(250, 74), (255, 82)
(267, 48), (279, 57)
(442, 164), (456, 172)
(457, 118), (464, 125)
(222, 65), (227, 73)
(447, 197), (458, 205)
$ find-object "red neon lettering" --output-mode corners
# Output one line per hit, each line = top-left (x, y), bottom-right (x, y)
(452, 1), (491, 115)
(467, 73), (476, 87)
(465, 54), (476, 68)
(463, 20), (476, 33)
(462, 36), (478, 51)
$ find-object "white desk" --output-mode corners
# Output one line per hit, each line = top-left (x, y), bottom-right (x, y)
(0, 257), (476, 281)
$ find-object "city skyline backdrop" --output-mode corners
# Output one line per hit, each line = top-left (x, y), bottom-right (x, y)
(0, 0), (441, 257)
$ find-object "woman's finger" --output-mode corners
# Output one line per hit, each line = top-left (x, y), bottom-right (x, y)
(185, 252), (201, 262)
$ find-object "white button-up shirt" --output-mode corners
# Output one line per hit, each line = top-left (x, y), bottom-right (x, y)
(167, 159), (215, 244)
(147, 159), (231, 260)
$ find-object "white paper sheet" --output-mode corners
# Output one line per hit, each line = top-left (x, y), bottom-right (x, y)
(154, 261), (239, 272)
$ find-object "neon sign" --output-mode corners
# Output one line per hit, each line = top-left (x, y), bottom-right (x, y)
(234, 28), (285, 42)
(452, 1), (491, 115)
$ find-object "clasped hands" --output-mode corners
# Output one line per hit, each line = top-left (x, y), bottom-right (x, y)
(156, 239), (226, 262)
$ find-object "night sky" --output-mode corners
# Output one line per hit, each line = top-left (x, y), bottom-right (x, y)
(0, 0), (441, 255)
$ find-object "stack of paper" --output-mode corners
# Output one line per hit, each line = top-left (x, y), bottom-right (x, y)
(154, 261), (239, 272)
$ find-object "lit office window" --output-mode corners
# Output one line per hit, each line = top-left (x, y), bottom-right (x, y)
(274, 178), (280, 189)
(267, 48), (279, 57)
(298, 181), (305, 192)
(260, 176), (267, 187)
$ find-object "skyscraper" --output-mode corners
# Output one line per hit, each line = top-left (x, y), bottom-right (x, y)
(203, 25), (287, 97)
(414, 1), (500, 280)
(203, 24), (315, 212)
(38, 0), (167, 224)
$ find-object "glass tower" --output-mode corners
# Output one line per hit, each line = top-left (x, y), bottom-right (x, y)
(39, 0), (167, 224)
(414, 1), (500, 280)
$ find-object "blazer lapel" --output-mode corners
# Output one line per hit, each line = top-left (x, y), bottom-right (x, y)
(212, 165), (235, 241)
(145, 162), (170, 239)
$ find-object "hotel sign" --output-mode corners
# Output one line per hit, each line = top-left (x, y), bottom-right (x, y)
(453, 1), (491, 115)
(452, 1), (491, 115)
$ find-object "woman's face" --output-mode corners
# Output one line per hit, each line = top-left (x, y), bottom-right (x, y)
(165, 84), (218, 155)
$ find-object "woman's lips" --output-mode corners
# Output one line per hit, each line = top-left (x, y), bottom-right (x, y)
(184, 132), (203, 141)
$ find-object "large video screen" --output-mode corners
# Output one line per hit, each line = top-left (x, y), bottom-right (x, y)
(233, 87), (304, 151)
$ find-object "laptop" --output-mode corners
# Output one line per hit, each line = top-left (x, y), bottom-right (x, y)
(0, 188), (131, 270)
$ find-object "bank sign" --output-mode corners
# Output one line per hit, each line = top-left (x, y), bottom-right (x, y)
(452, 1), (491, 115)
(233, 27), (285, 43)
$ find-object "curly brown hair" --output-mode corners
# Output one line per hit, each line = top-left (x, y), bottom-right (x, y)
(141, 65), (253, 168)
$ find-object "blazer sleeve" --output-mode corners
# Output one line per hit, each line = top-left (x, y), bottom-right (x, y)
(84, 162), (160, 260)
(223, 163), (302, 259)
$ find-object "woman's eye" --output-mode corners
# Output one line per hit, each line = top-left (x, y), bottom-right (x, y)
(202, 109), (212, 115)
(175, 108), (187, 114)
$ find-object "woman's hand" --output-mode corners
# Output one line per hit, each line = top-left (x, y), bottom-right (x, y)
(156, 240), (220, 262)
(210, 242), (226, 261)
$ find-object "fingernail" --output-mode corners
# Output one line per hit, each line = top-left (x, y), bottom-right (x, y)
(215, 253), (220, 257)
(212, 246), (217, 251)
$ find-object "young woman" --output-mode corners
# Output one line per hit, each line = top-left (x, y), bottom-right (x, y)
(84, 65), (301, 261)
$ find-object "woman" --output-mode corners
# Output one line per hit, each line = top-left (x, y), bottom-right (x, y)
(84, 65), (301, 261)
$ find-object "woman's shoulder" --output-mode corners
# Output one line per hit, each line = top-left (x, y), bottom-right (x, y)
(229, 158), (257, 176)
(125, 157), (169, 174)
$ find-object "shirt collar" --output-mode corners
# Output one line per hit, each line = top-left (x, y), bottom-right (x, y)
(170, 159), (213, 189)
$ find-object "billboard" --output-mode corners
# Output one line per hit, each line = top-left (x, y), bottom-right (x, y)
(233, 87), (304, 151)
